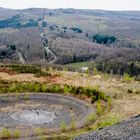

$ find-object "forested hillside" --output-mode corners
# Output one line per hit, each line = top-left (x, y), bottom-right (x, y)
(0, 8), (140, 76)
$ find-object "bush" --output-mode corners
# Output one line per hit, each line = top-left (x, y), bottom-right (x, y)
(8, 83), (17, 93)
(60, 121), (67, 132)
(70, 119), (76, 130)
(23, 93), (29, 100)
(135, 90), (140, 94)
(0, 128), (11, 139)
(13, 130), (20, 139)
(63, 86), (70, 95)
(41, 84), (47, 92)
(123, 73), (134, 82)
(127, 89), (133, 93)
(97, 114), (120, 129)
(96, 100), (104, 116)
(34, 84), (41, 92)
(85, 113), (97, 124)
(0, 80), (110, 104)
(34, 127), (44, 136)
(93, 67), (98, 75)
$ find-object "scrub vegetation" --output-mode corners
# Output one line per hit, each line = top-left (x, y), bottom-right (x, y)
(0, 64), (139, 139)
(0, 7), (140, 140)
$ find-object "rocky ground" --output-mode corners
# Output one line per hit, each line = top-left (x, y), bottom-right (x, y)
(74, 114), (140, 140)
(0, 93), (92, 130)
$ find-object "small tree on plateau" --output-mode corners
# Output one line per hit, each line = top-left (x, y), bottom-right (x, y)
(7, 44), (16, 51)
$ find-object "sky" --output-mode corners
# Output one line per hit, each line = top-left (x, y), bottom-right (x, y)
(0, 0), (140, 11)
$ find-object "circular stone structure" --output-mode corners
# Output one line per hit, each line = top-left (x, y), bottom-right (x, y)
(11, 109), (56, 124)
(0, 93), (94, 131)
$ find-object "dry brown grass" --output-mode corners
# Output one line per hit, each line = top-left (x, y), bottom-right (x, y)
(0, 69), (59, 83)
(0, 72), (46, 82)
(0, 67), (16, 75)
(112, 96), (140, 120)
(52, 71), (140, 121)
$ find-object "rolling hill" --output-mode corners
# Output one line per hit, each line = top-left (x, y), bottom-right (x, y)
(0, 8), (140, 77)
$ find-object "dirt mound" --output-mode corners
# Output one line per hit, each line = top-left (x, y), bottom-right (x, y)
(74, 114), (140, 140)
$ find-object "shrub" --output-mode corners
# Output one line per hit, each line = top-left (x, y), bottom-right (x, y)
(85, 113), (97, 124)
(70, 119), (76, 130)
(96, 100), (104, 116)
(13, 130), (20, 139)
(63, 86), (69, 95)
(8, 83), (17, 93)
(34, 84), (41, 92)
(0, 128), (11, 139)
(23, 93), (29, 100)
(60, 121), (67, 132)
(127, 89), (133, 93)
(34, 127), (44, 136)
(135, 90), (140, 94)
(106, 97), (112, 107)
(28, 83), (35, 92)
(0, 80), (110, 104)
(93, 67), (98, 75)
(123, 73), (134, 82)
(41, 84), (47, 92)
(50, 85), (63, 93)
(97, 114), (120, 129)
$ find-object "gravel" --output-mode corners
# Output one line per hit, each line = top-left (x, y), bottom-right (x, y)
(0, 93), (94, 130)
(74, 114), (140, 140)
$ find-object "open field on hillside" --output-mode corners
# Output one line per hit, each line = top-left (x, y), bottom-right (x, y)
(0, 65), (139, 139)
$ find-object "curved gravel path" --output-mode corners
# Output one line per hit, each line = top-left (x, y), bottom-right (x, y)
(40, 32), (57, 64)
(0, 93), (94, 130)
(74, 114), (140, 140)
(17, 51), (25, 64)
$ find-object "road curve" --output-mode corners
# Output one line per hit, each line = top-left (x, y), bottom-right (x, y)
(17, 51), (25, 64)
(40, 33), (57, 64)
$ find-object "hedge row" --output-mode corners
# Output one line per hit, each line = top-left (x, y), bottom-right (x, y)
(0, 80), (110, 103)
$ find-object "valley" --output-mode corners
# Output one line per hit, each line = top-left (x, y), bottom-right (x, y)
(0, 8), (140, 77)
(0, 7), (140, 140)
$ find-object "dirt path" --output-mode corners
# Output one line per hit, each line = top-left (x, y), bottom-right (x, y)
(40, 33), (57, 64)
(17, 51), (25, 64)
(44, 47), (57, 64)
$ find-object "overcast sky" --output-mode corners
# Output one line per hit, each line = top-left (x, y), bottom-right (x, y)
(0, 0), (140, 11)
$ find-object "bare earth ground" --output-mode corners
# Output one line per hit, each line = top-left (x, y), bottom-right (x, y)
(0, 70), (140, 121)
(0, 72), (45, 82)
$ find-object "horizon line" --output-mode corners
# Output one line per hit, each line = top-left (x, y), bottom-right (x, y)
(0, 6), (140, 12)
